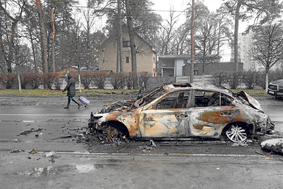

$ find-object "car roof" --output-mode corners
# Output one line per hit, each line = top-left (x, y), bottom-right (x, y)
(164, 83), (232, 96)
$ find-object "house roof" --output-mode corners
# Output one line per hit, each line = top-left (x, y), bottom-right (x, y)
(97, 32), (157, 54)
(158, 54), (222, 59)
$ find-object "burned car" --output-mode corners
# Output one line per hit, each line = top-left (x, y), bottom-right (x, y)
(267, 79), (283, 98)
(88, 83), (275, 143)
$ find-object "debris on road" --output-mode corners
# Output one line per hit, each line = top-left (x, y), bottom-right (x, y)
(85, 132), (130, 146)
(11, 149), (24, 153)
(261, 138), (283, 154)
(45, 151), (60, 163)
(45, 151), (56, 158)
(150, 139), (157, 147)
(29, 149), (37, 154)
(18, 128), (42, 136)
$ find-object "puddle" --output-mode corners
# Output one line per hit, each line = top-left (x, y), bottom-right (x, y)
(76, 164), (95, 173)
(15, 164), (105, 177)
(15, 165), (74, 177)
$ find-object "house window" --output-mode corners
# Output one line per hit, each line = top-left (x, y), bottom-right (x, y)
(194, 70), (198, 75)
(123, 41), (130, 47)
(126, 57), (130, 63)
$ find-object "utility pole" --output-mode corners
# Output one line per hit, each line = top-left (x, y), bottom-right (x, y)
(190, 0), (195, 83)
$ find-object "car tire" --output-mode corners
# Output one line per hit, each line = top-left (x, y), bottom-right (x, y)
(102, 123), (129, 142)
(224, 124), (248, 143)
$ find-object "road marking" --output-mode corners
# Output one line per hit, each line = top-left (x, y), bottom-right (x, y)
(23, 120), (35, 123)
(32, 151), (275, 158)
(0, 114), (89, 117)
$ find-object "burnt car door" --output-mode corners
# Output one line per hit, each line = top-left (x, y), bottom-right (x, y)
(189, 90), (235, 138)
(139, 90), (192, 138)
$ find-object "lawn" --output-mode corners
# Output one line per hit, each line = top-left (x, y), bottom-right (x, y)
(0, 89), (139, 97)
(0, 88), (268, 97)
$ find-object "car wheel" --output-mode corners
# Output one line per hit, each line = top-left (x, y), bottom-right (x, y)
(225, 124), (248, 142)
(103, 125), (119, 141)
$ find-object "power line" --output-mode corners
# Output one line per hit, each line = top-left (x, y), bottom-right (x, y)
(73, 5), (187, 13)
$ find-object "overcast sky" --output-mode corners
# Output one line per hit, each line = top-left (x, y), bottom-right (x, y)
(152, 0), (223, 12)
(152, 0), (247, 32)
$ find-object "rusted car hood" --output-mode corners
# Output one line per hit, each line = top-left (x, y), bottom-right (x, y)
(233, 91), (263, 111)
(99, 100), (136, 113)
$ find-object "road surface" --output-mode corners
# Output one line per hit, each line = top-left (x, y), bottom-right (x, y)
(0, 96), (283, 188)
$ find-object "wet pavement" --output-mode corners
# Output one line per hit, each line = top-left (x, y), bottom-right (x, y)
(0, 96), (283, 154)
(1, 95), (283, 188)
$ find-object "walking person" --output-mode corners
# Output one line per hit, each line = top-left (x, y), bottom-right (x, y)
(62, 73), (80, 109)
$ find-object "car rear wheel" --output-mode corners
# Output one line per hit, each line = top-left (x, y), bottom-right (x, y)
(225, 124), (248, 142)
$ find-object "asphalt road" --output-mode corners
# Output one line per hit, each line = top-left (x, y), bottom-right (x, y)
(0, 96), (283, 188)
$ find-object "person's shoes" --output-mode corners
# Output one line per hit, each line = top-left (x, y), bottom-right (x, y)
(64, 107), (69, 109)
(78, 104), (81, 109)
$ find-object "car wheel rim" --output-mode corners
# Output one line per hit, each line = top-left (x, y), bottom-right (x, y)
(225, 125), (247, 142)
(103, 126), (119, 142)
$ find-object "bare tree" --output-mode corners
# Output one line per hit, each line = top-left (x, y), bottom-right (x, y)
(157, 9), (181, 55)
(0, 0), (26, 73)
(250, 23), (283, 90)
(223, 0), (282, 71)
(195, 12), (232, 83)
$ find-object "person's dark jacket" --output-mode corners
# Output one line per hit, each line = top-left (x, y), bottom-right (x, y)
(62, 73), (76, 97)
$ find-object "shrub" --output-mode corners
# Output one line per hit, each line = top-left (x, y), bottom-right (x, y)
(31, 73), (43, 89)
(20, 73), (34, 89)
(80, 71), (93, 89)
(125, 72), (136, 90)
(210, 72), (227, 87)
(42, 73), (58, 89)
(226, 71), (243, 89)
(5, 73), (17, 89)
(109, 72), (125, 89)
(0, 73), (7, 89)
(139, 72), (152, 90)
(242, 70), (259, 89)
(93, 72), (107, 89)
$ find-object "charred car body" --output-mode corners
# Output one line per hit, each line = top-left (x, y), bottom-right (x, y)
(88, 83), (275, 143)
(267, 79), (283, 98)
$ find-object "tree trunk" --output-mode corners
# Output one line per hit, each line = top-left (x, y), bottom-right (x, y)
(265, 69), (269, 92)
(125, 0), (138, 89)
(29, 29), (37, 73)
(36, 0), (48, 74)
(17, 66), (22, 93)
(51, 8), (56, 73)
(117, 0), (123, 72)
(190, 0), (195, 83)
(7, 23), (16, 73)
(234, 0), (241, 71)
(0, 19), (6, 73)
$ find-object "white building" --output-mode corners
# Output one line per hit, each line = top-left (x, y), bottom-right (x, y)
(238, 31), (258, 71)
